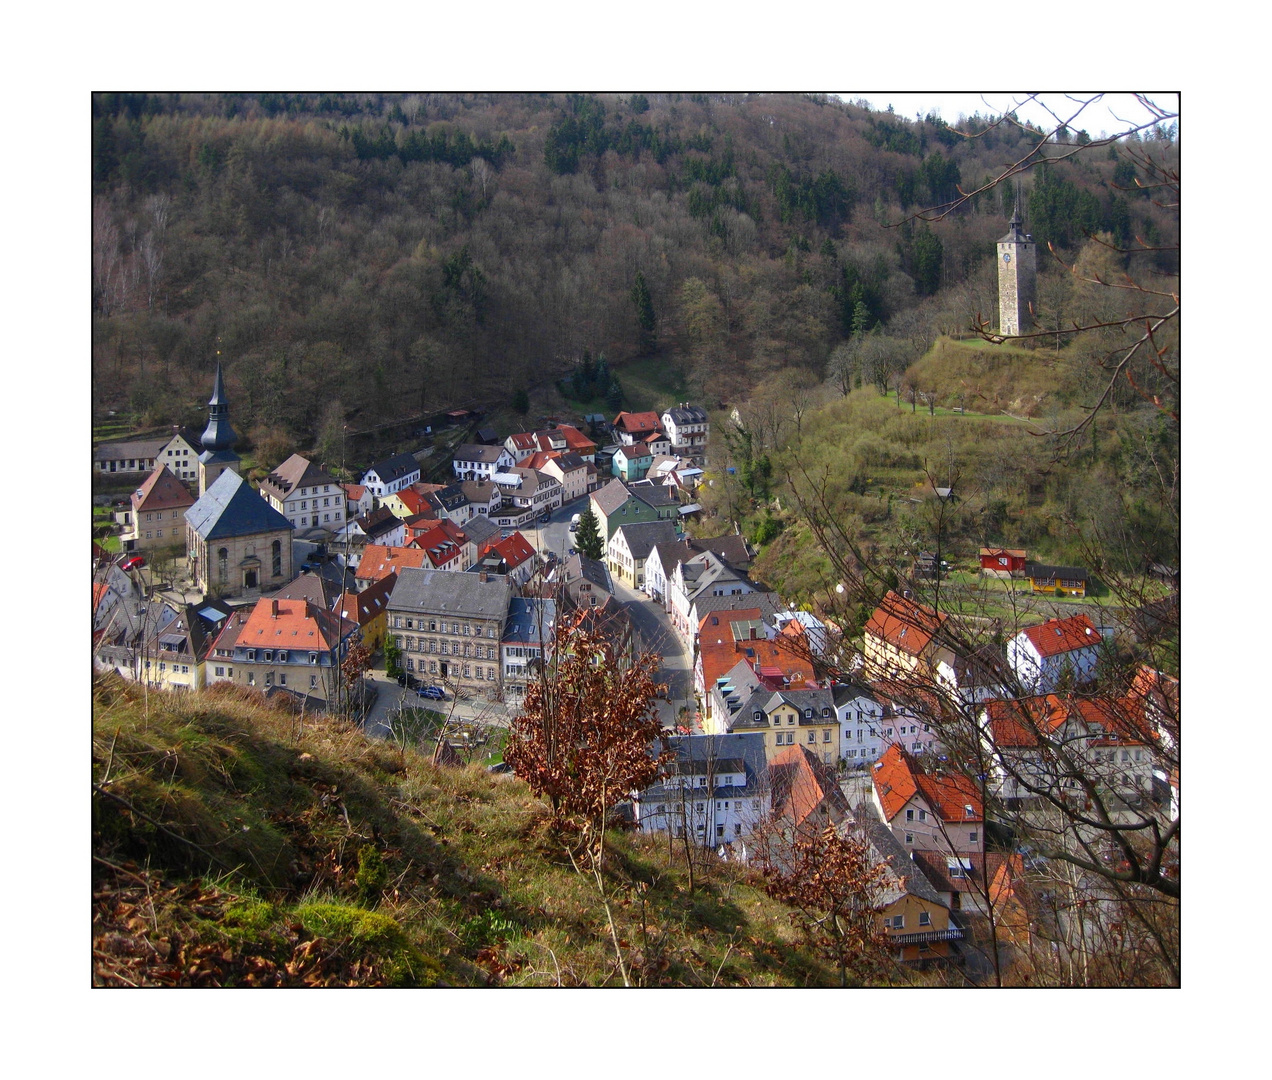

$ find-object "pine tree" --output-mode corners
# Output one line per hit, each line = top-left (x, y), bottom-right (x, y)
(630, 271), (657, 355)
(575, 508), (604, 561)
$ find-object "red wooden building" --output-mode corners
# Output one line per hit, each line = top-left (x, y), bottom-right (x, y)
(979, 547), (1028, 577)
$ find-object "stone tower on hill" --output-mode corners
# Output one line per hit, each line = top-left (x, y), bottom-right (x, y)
(996, 204), (1036, 337)
(198, 361), (241, 496)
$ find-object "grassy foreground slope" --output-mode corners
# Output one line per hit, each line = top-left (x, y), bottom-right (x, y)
(91, 677), (843, 988)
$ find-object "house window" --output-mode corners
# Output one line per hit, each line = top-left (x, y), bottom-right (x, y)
(969, 830), (978, 844)
(272, 540), (282, 577)
(215, 666), (225, 677)
(891, 915), (904, 929)
(247, 673), (255, 685)
(918, 810), (927, 822)
(906, 809), (914, 822)
(807, 731), (816, 744)
(904, 833), (914, 845)
(310, 674), (317, 689)
(823, 730), (831, 742)
(919, 911), (931, 927)
(218, 548), (229, 582)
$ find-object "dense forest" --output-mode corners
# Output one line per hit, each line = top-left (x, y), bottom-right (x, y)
(91, 92), (1176, 438)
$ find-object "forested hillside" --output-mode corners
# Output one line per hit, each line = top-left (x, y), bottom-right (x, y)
(91, 92), (1177, 464)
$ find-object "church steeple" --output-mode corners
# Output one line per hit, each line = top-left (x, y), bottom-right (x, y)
(201, 360), (237, 453)
(197, 356), (241, 495)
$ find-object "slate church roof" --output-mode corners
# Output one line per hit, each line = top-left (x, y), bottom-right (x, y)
(185, 470), (294, 541)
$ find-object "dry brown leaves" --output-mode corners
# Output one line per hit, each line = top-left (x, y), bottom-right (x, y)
(92, 867), (397, 988)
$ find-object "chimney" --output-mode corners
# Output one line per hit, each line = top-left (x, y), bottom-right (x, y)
(479, 571), (488, 583)
(271, 599), (279, 618)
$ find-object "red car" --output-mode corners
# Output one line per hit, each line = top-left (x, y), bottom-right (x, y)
(119, 555), (146, 572)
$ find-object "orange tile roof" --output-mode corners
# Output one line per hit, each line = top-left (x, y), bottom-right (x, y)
(93, 581), (110, 613)
(872, 744), (920, 822)
(864, 591), (948, 656)
(613, 410), (662, 435)
(239, 597), (354, 651)
(555, 425), (597, 453)
(770, 745), (849, 828)
(699, 632), (816, 692)
(1020, 613), (1100, 658)
(521, 450), (559, 470)
(872, 743), (982, 824)
(982, 694), (1068, 748)
(697, 606), (764, 638)
(355, 544), (430, 583)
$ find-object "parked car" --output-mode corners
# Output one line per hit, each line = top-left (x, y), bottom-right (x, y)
(417, 685), (445, 700)
(539, 512), (551, 523)
(567, 547), (577, 556)
(119, 555), (146, 572)
(396, 672), (420, 690)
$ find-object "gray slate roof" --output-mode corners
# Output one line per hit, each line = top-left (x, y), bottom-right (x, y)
(364, 452), (420, 484)
(591, 478), (635, 517)
(628, 479), (679, 508)
(694, 590), (783, 625)
(454, 443), (509, 464)
(462, 513), (501, 547)
(663, 405), (709, 425)
(612, 519), (679, 561)
(185, 470), (294, 541)
(389, 566), (512, 621)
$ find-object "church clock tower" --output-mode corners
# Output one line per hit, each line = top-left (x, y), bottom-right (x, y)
(996, 204), (1036, 337)
(197, 359), (241, 496)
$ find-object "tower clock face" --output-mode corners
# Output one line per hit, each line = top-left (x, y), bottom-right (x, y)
(1003, 252), (1012, 264)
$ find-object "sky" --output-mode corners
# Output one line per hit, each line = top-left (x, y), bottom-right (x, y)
(837, 92), (1178, 139)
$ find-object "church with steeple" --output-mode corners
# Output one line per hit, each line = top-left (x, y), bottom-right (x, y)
(198, 360), (241, 496)
(997, 203), (1036, 337)
(184, 361), (294, 598)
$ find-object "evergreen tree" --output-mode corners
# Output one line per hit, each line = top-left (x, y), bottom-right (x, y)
(512, 385), (530, 415)
(911, 226), (943, 297)
(630, 271), (657, 355)
(606, 376), (624, 411)
(575, 508), (604, 561)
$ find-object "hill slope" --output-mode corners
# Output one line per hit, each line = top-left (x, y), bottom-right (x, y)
(92, 677), (859, 987)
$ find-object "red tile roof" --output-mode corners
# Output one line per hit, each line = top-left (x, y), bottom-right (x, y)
(1020, 614), (1101, 658)
(479, 530), (536, 571)
(410, 520), (471, 569)
(338, 572), (395, 628)
(131, 465), (195, 514)
(864, 591), (948, 657)
(979, 547), (1026, 558)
